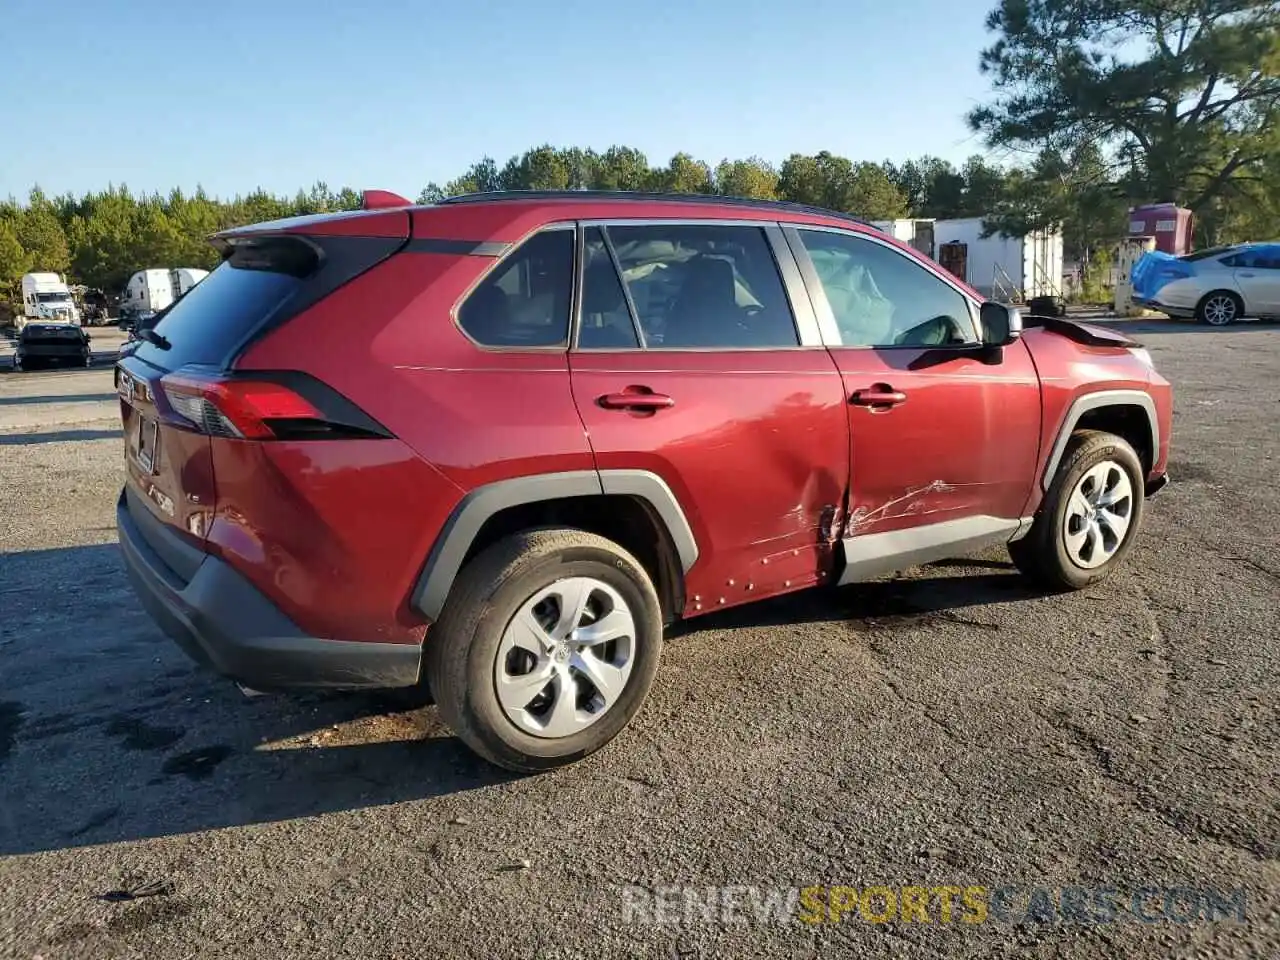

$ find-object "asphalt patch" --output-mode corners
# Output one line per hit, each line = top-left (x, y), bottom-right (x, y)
(104, 715), (185, 751)
(160, 745), (232, 780)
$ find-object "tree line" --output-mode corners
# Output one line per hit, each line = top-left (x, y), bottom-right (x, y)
(1, 0), (1275, 308)
(0, 152), (1092, 304)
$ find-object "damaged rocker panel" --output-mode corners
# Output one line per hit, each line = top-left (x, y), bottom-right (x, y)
(837, 514), (1030, 584)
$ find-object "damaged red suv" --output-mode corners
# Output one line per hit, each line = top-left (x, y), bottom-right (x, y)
(116, 190), (1172, 771)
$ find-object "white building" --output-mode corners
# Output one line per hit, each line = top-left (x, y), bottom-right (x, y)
(872, 217), (1065, 303)
(932, 218), (1064, 302)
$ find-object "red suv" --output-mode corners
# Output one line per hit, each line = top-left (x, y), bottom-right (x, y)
(115, 191), (1172, 771)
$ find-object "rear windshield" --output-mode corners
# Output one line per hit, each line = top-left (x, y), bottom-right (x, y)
(132, 237), (318, 370)
(1178, 245), (1236, 262)
(22, 325), (83, 341)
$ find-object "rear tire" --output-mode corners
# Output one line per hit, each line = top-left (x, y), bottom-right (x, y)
(1010, 430), (1145, 590)
(1196, 290), (1242, 326)
(426, 528), (663, 772)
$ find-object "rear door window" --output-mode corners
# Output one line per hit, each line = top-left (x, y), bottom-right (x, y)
(582, 223), (799, 349)
(578, 227), (641, 349)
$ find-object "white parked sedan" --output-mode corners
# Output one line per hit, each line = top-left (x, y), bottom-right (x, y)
(1135, 242), (1280, 325)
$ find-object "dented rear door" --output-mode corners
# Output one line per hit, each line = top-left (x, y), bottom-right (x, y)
(568, 220), (849, 612)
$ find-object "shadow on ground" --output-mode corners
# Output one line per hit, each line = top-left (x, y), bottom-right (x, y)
(677, 555), (1036, 635)
(1087, 317), (1280, 335)
(0, 354), (118, 373)
(0, 392), (117, 406)
(0, 428), (122, 445)
(0, 544), (513, 856)
(0, 542), (1040, 856)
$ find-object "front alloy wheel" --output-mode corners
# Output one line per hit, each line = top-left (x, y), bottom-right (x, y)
(1009, 429), (1146, 590)
(1061, 460), (1134, 569)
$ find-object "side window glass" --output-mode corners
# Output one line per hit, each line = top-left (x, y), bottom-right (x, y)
(578, 227), (640, 349)
(604, 224), (799, 349)
(1259, 245), (1280, 270)
(457, 229), (573, 347)
(797, 229), (976, 347)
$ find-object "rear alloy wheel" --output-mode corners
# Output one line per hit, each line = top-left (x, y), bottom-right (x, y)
(1009, 429), (1145, 590)
(494, 577), (637, 739)
(1197, 291), (1242, 326)
(426, 528), (663, 772)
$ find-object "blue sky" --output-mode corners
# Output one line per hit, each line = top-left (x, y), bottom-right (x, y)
(6, 0), (1001, 201)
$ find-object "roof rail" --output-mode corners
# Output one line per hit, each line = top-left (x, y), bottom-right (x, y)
(435, 190), (875, 229)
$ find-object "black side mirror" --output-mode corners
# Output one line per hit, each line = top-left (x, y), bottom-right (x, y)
(980, 301), (1023, 346)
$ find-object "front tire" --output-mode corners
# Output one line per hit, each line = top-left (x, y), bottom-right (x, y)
(1010, 430), (1145, 590)
(1196, 290), (1243, 326)
(426, 528), (663, 772)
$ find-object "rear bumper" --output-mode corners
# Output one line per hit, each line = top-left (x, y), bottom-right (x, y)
(116, 490), (421, 690)
(1148, 300), (1196, 319)
(17, 347), (89, 360)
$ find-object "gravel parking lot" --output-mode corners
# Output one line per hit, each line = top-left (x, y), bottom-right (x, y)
(0, 318), (1277, 959)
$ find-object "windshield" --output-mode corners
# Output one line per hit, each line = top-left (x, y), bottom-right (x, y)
(36, 292), (71, 303)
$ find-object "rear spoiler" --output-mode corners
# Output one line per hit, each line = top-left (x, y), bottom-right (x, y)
(362, 189), (412, 209)
(1023, 315), (1142, 348)
(207, 190), (414, 246)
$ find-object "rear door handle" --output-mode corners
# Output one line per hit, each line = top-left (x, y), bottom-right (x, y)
(851, 387), (908, 408)
(598, 391), (675, 411)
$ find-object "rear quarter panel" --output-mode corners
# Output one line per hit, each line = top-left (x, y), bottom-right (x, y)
(206, 437), (456, 643)
(233, 244), (598, 639)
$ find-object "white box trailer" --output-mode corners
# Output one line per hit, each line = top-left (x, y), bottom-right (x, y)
(122, 267), (209, 315)
(870, 219), (936, 259)
(931, 218), (1064, 302)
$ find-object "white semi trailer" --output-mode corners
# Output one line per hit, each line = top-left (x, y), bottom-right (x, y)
(121, 267), (209, 316)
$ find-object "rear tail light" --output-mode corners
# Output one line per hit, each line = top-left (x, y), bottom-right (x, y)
(158, 371), (388, 441)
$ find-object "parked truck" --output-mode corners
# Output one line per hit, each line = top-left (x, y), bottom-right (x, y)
(120, 267), (209, 319)
(18, 273), (80, 331)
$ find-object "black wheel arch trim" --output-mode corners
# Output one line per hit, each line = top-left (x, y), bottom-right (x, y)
(411, 469), (699, 622)
(1040, 389), (1159, 491)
